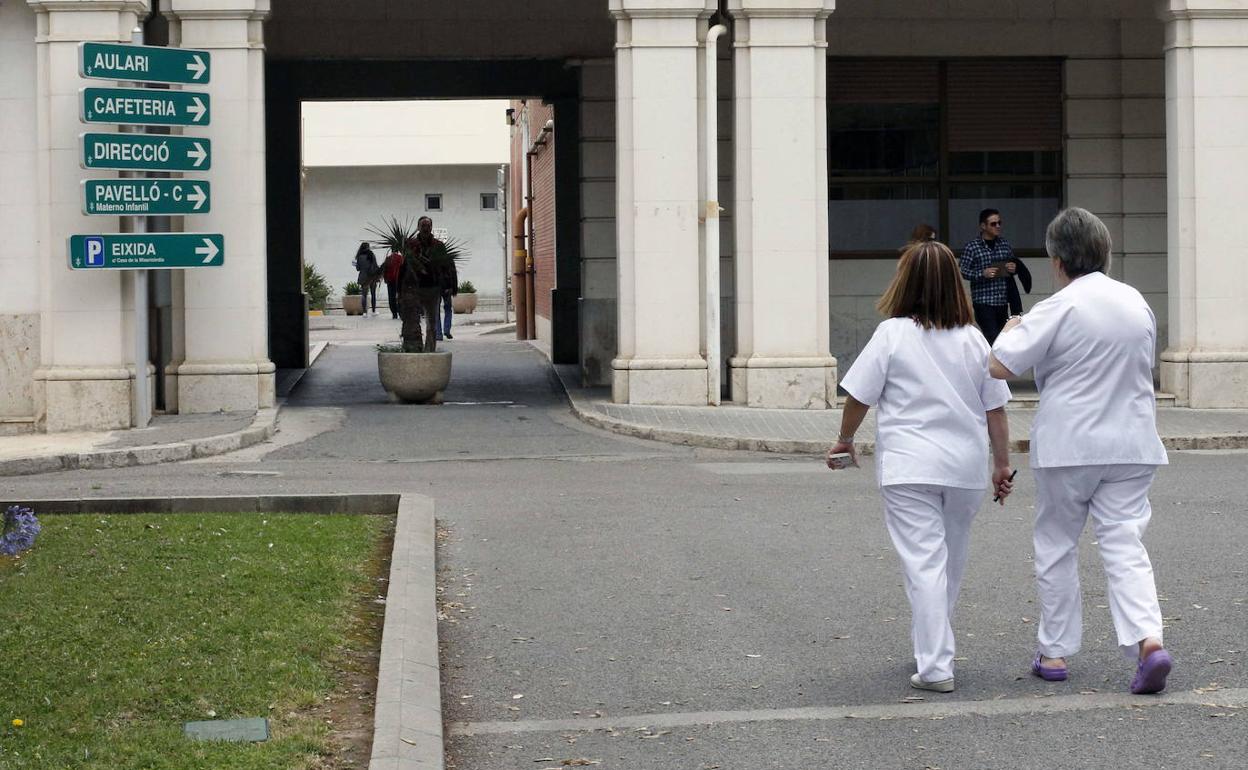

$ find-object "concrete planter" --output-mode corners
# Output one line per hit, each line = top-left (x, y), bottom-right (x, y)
(452, 293), (477, 314)
(378, 351), (452, 403)
(343, 294), (363, 315)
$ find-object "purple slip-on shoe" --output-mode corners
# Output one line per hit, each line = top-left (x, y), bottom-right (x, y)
(1130, 649), (1173, 695)
(1032, 652), (1068, 682)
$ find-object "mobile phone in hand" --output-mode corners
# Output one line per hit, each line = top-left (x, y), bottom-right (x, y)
(827, 452), (854, 470)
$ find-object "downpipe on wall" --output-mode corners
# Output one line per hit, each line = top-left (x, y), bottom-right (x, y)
(702, 23), (728, 405)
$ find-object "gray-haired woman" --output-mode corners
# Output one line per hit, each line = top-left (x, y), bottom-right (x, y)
(989, 207), (1172, 694)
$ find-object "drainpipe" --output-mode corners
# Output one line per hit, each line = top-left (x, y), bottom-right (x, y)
(513, 206), (530, 340)
(703, 23), (728, 405)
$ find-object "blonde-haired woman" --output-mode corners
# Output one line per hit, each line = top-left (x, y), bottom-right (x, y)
(828, 240), (1015, 693)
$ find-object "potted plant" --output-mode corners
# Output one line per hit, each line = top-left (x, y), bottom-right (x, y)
(367, 216), (466, 403)
(304, 263), (331, 316)
(342, 281), (363, 316)
(452, 280), (478, 314)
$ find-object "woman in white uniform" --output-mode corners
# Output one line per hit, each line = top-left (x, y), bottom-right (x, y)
(828, 240), (1015, 693)
(990, 207), (1172, 694)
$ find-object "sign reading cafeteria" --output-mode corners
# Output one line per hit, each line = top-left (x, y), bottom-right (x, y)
(81, 86), (210, 126)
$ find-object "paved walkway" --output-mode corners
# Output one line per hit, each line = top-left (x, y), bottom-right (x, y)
(558, 369), (1248, 454)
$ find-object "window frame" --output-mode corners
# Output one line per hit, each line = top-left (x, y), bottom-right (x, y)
(480, 192), (498, 211)
(827, 58), (1064, 261)
(424, 193), (443, 212)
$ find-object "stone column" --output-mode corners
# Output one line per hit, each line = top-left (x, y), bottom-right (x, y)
(1158, 1), (1248, 407)
(27, 0), (149, 432)
(165, 0), (274, 413)
(609, 0), (717, 405)
(727, 0), (836, 409)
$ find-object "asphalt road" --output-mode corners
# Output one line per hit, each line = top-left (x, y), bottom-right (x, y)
(4, 335), (1245, 770)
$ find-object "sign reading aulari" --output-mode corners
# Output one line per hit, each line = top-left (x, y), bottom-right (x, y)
(69, 233), (223, 270)
(82, 180), (210, 216)
(81, 132), (210, 172)
(81, 87), (210, 127)
(79, 42), (210, 85)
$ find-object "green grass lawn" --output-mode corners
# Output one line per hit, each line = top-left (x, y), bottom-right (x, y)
(0, 512), (391, 770)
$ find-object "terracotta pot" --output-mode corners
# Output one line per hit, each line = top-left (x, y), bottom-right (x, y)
(343, 294), (363, 315)
(377, 351), (452, 404)
(451, 293), (478, 314)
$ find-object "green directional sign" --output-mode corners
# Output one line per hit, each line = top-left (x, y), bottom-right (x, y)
(80, 42), (210, 85)
(82, 179), (210, 216)
(81, 132), (210, 172)
(69, 233), (223, 270)
(81, 87), (210, 127)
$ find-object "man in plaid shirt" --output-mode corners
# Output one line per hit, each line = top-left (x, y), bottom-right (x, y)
(959, 208), (1017, 343)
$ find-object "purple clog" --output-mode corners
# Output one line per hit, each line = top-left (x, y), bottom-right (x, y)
(1031, 652), (1068, 682)
(1130, 649), (1173, 695)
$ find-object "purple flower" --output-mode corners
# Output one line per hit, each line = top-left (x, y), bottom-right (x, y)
(1, 505), (40, 556)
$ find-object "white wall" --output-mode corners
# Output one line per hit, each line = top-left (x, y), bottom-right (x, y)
(0, 0), (40, 428)
(302, 100), (510, 168)
(302, 164), (508, 302)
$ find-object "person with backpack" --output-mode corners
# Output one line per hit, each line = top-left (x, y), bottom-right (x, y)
(353, 242), (382, 317)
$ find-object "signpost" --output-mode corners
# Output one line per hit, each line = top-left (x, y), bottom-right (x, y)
(81, 132), (211, 172)
(69, 233), (224, 270)
(82, 180), (210, 215)
(80, 42), (210, 85)
(81, 86), (210, 127)
(75, 37), (216, 429)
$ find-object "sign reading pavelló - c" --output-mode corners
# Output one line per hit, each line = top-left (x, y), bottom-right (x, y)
(70, 234), (223, 270)
(81, 86), (210, 127)
(82, 179), (211, 216)
(80, 42), (210, 85)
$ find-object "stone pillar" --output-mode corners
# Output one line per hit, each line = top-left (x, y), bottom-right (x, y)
(727, 0), (836, 409)
(609, 0), (717, 405)
(1158, 1), (1248, 407)
(27, 0), (149, 432)
(165, 0), (274, 412)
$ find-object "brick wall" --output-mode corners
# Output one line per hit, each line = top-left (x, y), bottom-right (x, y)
(528, 102), (557, 322)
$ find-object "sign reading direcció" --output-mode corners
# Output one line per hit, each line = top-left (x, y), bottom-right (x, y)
(80, 132), (211, 172)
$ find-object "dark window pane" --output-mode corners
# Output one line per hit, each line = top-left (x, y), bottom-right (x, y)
(828, 104), (939, 177)
(948, 183), (1060, 250)
(949, 151), (1060, 176)
(829, 183), (939, 251)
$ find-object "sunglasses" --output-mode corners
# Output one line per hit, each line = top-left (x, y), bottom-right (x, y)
(987, 221), (1003, 227)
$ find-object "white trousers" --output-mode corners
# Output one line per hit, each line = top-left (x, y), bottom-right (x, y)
(1033, 464), (1164, 659)
(881, 484), (985, 681)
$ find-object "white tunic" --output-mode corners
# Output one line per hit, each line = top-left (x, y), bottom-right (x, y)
(840, 318), (1011, 489)
(991, 271), (1168, 469)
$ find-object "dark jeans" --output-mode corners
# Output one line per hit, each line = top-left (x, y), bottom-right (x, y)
(386, 281), (398, 318)
(435, 295), (453, 340)
(974, 303), (1009, 345)
(363, 281), (377, 312)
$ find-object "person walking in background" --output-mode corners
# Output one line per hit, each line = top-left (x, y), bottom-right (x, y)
(959, 209), (1016, 343)
(828, 239), (1015, 694)
(909, 223), (937, 244)
(436, 257), (458, 341)
(383, 249), (404, 320)
(990, 207), (1172, 695)
(353, 241), (381, 317)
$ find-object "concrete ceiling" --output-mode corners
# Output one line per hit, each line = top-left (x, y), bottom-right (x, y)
(266, 0), (616, 61)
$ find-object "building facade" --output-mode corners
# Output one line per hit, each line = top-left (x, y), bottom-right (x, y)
(2, 0), (1247, 435)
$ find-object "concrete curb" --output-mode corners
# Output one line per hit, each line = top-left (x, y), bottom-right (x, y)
(6, 493), (445, 770)
(370, 494), (444, 770)
(0, 408), (278, 477)
(563, 387), (1248, 457)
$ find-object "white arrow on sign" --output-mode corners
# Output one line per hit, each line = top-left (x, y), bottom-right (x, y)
(187, 96), (207, 123)
(195, 238), (219, 264)
(187, 142), (207, 168)
(186, 55), (207, 81)
(187, 185), (207, 211)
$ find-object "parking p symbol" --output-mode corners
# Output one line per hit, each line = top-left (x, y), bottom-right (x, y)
(85, 236), (104, 267)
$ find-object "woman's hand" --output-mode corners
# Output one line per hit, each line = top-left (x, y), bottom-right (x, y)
(826, 440), (859, 470)
(992, 466), (1015, 504)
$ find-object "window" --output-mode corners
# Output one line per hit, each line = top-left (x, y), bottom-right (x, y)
(827, 59), (1062, 256)
(480, 193), (498, 210)
(424, 193), (442, 211)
